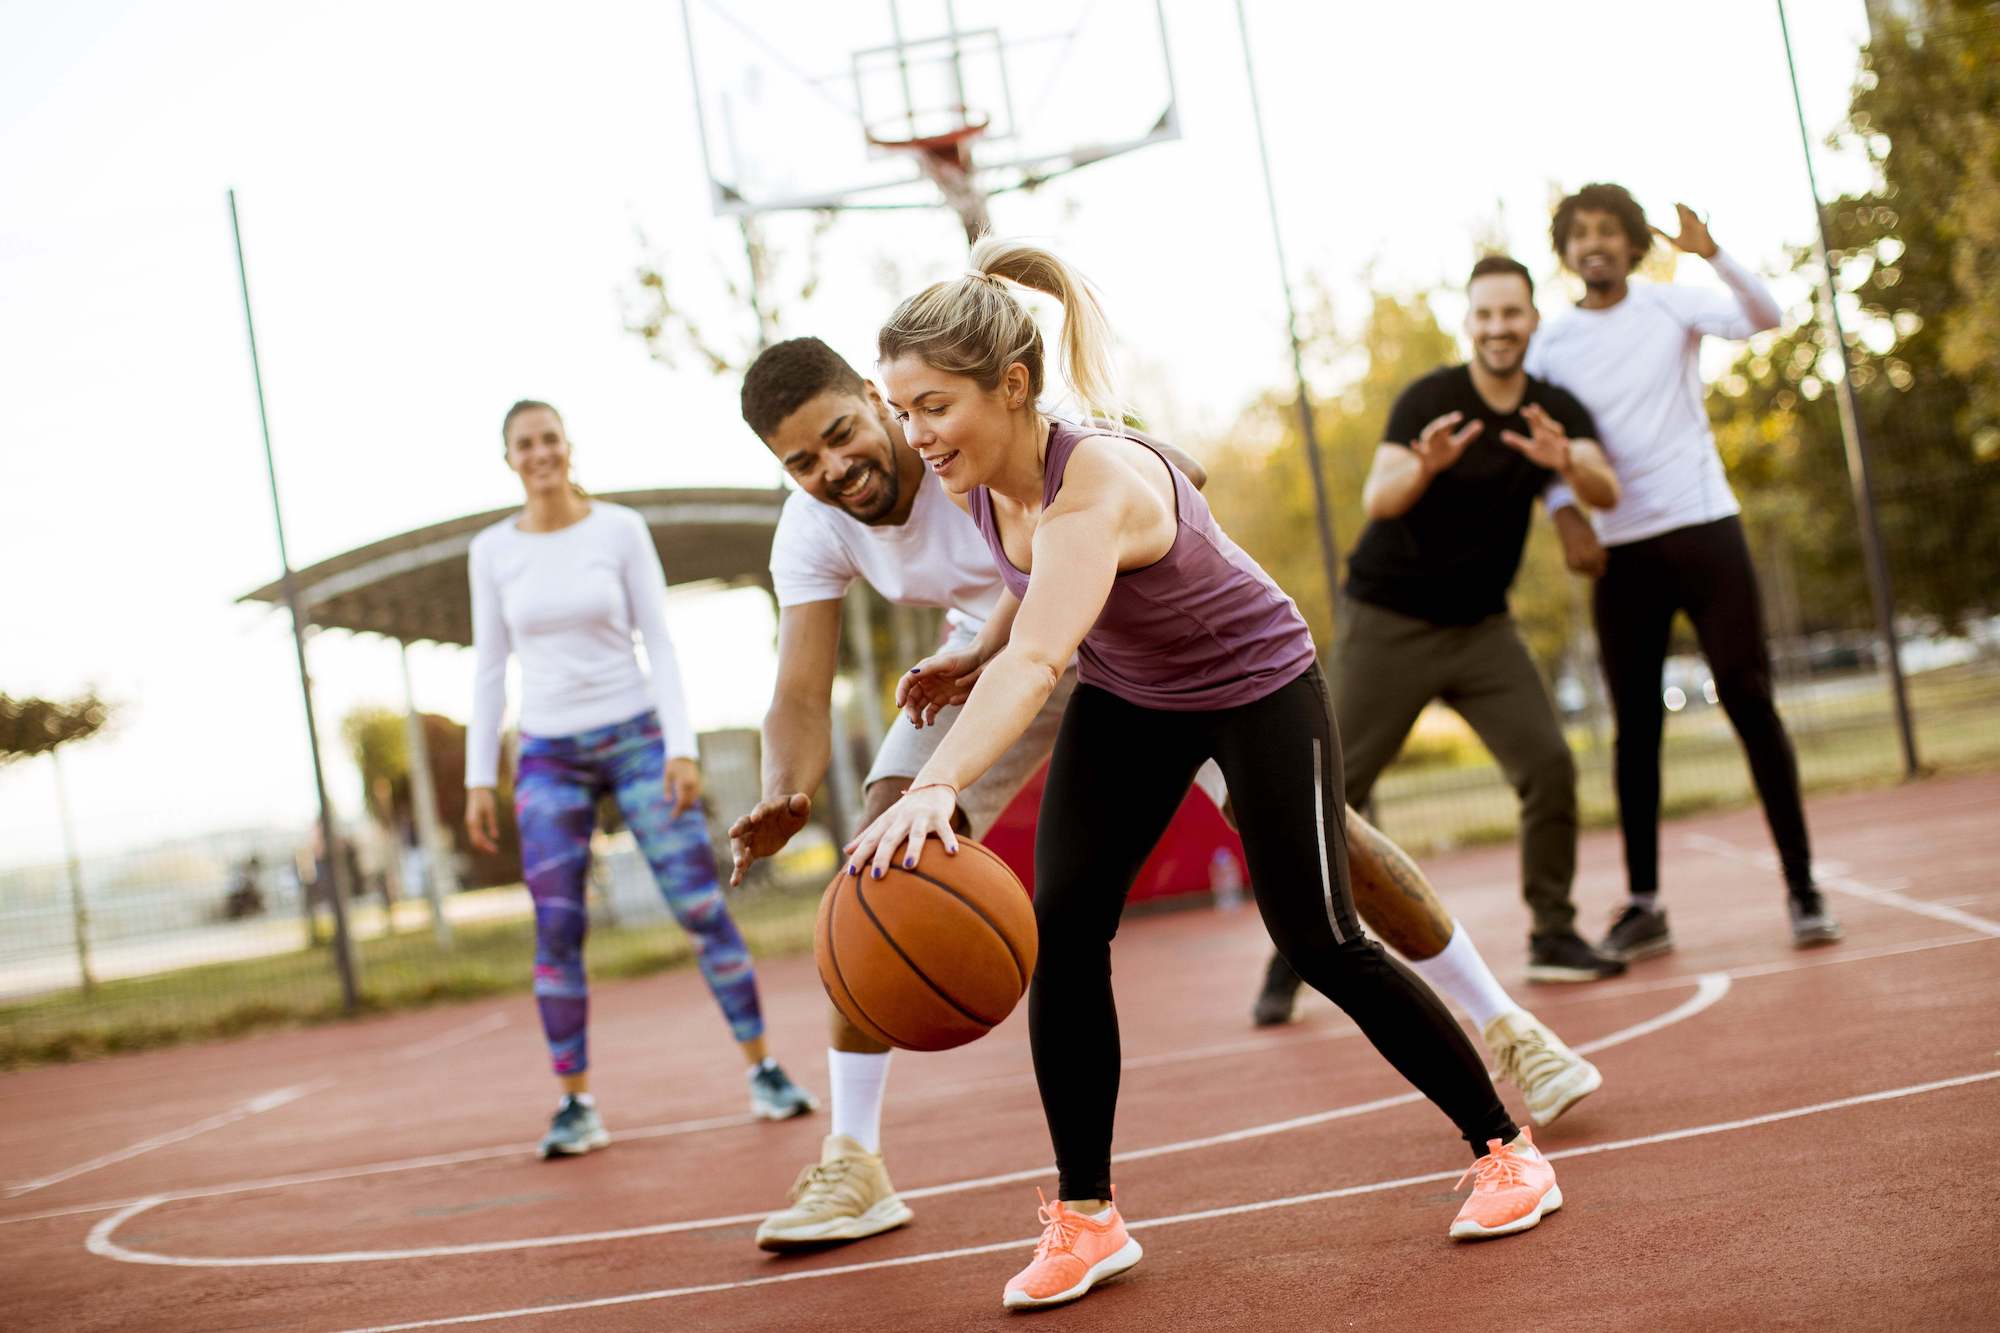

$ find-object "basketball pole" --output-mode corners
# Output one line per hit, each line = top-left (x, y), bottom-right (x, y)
(228, 190), (361, 1010)
(1232, 0), (1342, 644)
(1774, 0), (1919, 777)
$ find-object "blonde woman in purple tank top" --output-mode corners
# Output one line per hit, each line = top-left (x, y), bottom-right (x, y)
(843, 239), (1571, 1312)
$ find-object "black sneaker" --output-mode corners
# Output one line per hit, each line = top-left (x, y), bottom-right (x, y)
(1599, 902), (1674, 962)
(1251, 952), (1303, 1027)
(1526, 930), (1628, 983)
(1788, 888), (1844, 949)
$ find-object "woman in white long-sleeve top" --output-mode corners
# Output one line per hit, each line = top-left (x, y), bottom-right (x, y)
(465, 399), (816, 1158)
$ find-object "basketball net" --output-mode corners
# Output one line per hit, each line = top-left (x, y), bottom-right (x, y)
(872, 120), (991, 246)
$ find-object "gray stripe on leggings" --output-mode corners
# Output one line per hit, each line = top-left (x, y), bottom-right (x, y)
(1311, 736), (1345, 942)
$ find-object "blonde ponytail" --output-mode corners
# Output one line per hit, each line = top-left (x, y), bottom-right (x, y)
(877, 238), (1123, 425)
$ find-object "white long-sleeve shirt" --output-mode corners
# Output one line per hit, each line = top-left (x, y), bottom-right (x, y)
(1531, 249), (1782, 547)
(465, 502), (699, 788)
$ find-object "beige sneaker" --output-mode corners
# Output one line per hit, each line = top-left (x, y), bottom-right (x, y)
(1483, 1010), (1602, 1127)
(754, 1134), (914, 1252)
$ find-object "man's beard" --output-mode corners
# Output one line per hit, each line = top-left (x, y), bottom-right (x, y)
(839, 460), (901, 524)
(1475, 342), (1523, 377)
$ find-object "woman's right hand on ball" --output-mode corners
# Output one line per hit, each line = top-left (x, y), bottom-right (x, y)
(465, 787), (500, 855)
(845, 785), (959, 878)
(895, 647), (987, 728)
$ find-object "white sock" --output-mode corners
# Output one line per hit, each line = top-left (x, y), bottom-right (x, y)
(828, 1048), (891, 1153)
(570, 1092), (596, 1108)
(1406, 921), (1517, 1031)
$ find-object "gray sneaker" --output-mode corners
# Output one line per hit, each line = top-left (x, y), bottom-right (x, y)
(538, 1095), (610, 1159)
(749, 1061), (819, 1121)
(1788, 889), (1845, 948)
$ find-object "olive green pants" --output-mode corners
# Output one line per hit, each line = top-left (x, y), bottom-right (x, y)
(1334, 597), (1579, 937)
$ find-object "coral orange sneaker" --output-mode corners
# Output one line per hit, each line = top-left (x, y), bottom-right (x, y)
(1449, 1128), (1563, 1240)
(1000, 1189), (1143, 1310)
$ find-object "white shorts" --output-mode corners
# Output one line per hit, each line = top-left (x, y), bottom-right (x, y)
(864, 623), (1076, 837)
(864, 623), (1228, 836)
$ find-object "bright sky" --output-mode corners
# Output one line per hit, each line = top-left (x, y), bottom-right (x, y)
(0, 0), (1872, 867)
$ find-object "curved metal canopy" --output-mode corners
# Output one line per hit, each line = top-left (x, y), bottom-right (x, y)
(240, 488), (787, 647)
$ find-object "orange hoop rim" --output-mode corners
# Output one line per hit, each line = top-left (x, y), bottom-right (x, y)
(864, 113), (990, 156)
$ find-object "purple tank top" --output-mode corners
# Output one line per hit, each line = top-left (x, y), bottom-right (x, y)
(969, 420), (1316, 711)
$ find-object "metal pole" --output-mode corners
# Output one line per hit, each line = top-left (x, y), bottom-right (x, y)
(1232, 0), (1342, 643)
(49, 748), (94, 993)
(228, 189), (362, 1008)
(1774, 0), (1920, 777)
(398, 643), (456, 949)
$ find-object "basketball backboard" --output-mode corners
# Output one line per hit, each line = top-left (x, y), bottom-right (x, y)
(677, 0), (1180, 219)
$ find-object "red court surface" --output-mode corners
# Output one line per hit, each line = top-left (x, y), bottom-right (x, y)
(6, 774), (1997, 1331)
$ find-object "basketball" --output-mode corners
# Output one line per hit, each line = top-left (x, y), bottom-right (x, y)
(814, 836), (1038, 1052)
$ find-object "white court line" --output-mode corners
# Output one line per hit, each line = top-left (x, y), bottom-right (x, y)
(3, 1012), (509, 1206)
(77, 976), (1733, 1267)
(5, 1081), (331, 1200)
(1683, 834), (2000, 939)
(4, 1110), (759, 1229)
(395, 1013), (510, 1062)
(333, 1067), (2000, 1332)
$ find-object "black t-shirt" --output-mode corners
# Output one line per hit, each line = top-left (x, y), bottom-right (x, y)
(1345, 365), (1598, 626)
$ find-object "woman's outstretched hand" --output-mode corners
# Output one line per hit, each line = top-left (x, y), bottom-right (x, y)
(844, 784), (959, 878)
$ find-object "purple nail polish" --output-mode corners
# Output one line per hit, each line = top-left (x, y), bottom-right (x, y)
(902, 857), (915, 869)
(848, 864), (859, 876)
(870, 867), (883, 879)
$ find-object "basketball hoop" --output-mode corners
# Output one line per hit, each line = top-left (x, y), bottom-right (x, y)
(866, 115), (992, 244)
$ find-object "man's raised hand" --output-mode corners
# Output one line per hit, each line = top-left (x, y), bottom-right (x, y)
(1651, 202), (1718, 259)
(1501, 404), (1575, 472)
(1412, 411), (1483, 476)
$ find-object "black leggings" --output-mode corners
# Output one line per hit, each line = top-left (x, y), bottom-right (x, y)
(1593, 516), (1813, 897)
(1030, 665), (1516, 1201)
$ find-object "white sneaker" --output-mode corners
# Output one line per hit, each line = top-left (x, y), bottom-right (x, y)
(1483, 1010), (1602, 1126)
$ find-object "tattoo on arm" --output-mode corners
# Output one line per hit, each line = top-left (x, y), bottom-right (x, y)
(1347, 813), (1456, 958)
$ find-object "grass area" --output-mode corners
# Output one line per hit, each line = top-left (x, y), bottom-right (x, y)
(6, 663), (1995, 1072)
(0, 872), (830, 1071)
(1375, 661), (2000, 855)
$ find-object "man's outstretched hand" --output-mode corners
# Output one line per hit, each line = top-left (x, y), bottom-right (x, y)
(728, 792), (812, 887)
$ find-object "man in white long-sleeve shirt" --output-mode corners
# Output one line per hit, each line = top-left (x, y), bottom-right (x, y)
(1529, 183), (1844, 957)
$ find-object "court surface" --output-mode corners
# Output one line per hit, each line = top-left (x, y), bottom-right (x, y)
(5, 773), (1996, 1331)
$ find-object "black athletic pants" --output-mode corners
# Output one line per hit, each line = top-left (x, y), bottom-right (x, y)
(1030, 665), (1516, 1201)
(1593, 515), (1813, 897)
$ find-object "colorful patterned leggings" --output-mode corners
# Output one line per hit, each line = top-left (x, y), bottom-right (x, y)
(514, 710), (762, 1076)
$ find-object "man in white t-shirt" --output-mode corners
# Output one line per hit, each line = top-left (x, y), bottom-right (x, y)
(1530, 182), (1843, 958)
(729, 337), (1604, 1252)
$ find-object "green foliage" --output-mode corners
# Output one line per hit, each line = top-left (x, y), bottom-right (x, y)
(1707, 0), (2000, 631)
(0, 692), (111, 764)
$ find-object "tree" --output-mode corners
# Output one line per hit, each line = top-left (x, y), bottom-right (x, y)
(341, 706), (521, 890)
(1707, 0), (2000, 632)
(1, 692), (113, 991)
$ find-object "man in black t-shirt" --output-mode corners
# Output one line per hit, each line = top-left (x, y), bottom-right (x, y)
(1256, 257), (1626, 1026)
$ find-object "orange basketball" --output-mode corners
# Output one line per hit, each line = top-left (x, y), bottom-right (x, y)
(814, 836), (1038, 1052)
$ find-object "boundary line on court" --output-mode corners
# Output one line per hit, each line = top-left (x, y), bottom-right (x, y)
(79, 976), (1732, 1268)
(4, 1081), (332, 1200)
(1681, 834), (2000, 938)
(330, 1067), (2000, 1332)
